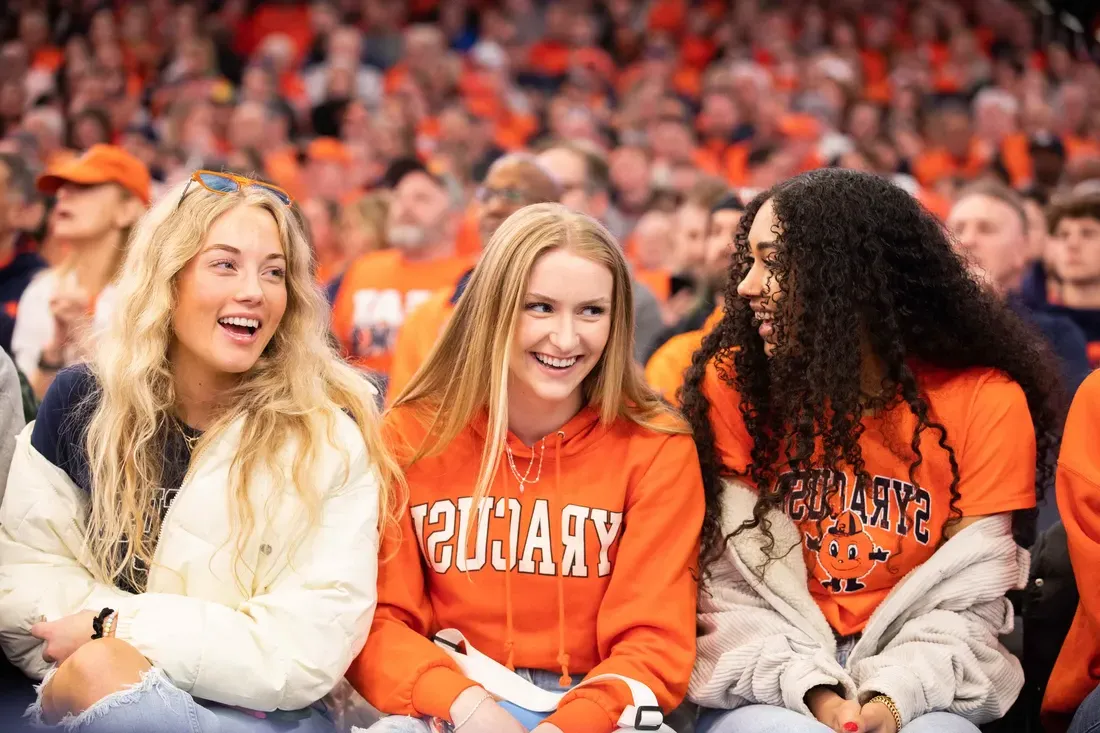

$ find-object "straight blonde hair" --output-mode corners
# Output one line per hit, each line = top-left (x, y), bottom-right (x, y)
(393, 202), (685, 525)
(84, 179), (402, 591)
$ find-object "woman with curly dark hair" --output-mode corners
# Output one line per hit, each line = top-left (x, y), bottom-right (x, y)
(681, 169), (1062, 733)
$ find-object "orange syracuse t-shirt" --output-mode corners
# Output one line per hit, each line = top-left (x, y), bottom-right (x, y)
(330, 250), (473, 376)
(702, 360), (1037, 635)
(386, 284), (458, 404)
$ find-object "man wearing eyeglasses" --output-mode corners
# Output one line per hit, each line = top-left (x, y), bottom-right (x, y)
(386, 154), (560, 403)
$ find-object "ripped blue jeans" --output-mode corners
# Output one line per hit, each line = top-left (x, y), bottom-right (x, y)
(359, 669), (579, 732)
(28, 667), (335, 733)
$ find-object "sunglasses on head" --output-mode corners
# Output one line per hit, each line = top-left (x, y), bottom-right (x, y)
(178, 170), (293, 208)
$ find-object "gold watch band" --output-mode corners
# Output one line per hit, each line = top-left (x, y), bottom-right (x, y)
(868, 694), (903, 729)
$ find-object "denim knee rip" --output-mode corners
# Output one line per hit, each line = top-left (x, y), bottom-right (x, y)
(27, 666), (179, 730)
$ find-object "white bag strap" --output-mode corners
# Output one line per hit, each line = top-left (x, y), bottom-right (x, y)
(433, 629), (673, 732)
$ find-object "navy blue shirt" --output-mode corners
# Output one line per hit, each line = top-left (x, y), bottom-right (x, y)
(32, 366), (201, 592)
(0, 236), (45, 320)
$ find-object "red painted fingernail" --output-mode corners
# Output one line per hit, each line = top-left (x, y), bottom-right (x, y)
(844, 724), (859, 732)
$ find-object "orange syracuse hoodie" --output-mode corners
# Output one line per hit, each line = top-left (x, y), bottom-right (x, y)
(347, 404), (704, 732)
(1044, 371), (1100, 730)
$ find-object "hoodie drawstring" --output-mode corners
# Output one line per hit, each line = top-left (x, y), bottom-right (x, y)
(503, 465), (516, 670)
(553, 430), (571, 688)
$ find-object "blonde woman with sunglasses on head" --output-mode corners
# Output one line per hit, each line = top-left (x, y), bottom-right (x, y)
(0, 171), (400, 733)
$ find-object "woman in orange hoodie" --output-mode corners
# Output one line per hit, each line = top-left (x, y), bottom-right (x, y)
(346, 203), (704, 733)
(1044, 370), (1100, 733)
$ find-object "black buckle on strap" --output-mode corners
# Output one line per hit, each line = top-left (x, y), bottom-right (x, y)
(633, 705), (662, 731)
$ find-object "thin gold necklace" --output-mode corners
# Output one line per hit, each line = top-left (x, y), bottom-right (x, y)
(505, 437), (546, 493)
(175, 418), (202, 450)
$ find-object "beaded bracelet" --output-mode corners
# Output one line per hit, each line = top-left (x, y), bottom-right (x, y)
(90, 607), (115, 640)
(102, 611), (117, 639)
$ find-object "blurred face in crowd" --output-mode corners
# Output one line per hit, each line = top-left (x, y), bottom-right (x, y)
(674, 202), (710, 275)
(609, 147), (651, 213)
(307, 158), (351, 202)
(705, 207), (744, 289)
(340, 200), (385, 261)
(52, 182), (139, 243)
(941, 110), (972, 159)
(476, 160), (556, 243)
(302, 198), (336, 259)
(228, 102), (267, 151)
(947, 193), (1027, 294)
(973, 97), (1017, 142)
(510, 248), (613, 412)
(19, 11), (48, 50)
(173, 205), (288, 381)
(632, 211), (673, 271)
(538, 147), (605, 219)
(847, 103), (881, 143)
(650, 119), (695, 164)
(700, 93), (738, 139)
(1060, 83), (1088, 135)
(387, 172), (453, 256)
(0, 160), (21, 238)
(1054, 213), (1100, 287)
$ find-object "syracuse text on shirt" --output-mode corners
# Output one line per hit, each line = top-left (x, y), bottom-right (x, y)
(411, 496), (624, 577)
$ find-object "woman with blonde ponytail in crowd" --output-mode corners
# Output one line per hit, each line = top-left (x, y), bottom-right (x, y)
(0, 171), (400, 732)
(346, 202), (704, 733)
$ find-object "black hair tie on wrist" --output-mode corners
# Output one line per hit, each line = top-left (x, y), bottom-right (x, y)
(91, 607), (115, 640)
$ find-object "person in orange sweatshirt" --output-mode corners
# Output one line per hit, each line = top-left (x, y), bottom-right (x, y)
(346, 203), (704, 733)
(329, 158), (473, 382)
(1043, 371), (1100, 733)
(386, 154), (560, 403)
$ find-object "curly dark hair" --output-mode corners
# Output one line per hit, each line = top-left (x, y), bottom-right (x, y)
(680, 169), (1064, 578)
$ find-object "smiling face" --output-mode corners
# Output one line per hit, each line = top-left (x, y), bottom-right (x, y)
(819, 529), (875, 580)
(737, 198), (784, 356)
(171, 205), (288, 383)
(509, 247), (613, 413)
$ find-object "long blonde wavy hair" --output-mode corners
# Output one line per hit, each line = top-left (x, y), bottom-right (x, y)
(393, 202), (685, 525)
(83, 179), (402, 591)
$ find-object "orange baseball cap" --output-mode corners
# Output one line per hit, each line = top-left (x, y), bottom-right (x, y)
(37, 144), (151, 204)
(307, 137), (351, 165)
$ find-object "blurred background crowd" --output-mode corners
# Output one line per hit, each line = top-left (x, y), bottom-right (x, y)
(0, 0), (1099, 397)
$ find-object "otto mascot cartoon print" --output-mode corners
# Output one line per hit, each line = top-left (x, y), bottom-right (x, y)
(806, 510), (891, 593)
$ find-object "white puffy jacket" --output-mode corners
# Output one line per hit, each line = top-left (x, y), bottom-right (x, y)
(0, 412), (381, 712)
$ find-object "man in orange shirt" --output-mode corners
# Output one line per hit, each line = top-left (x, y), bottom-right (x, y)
(386, 154), (560, 402)
(329, 158), (472, 385)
